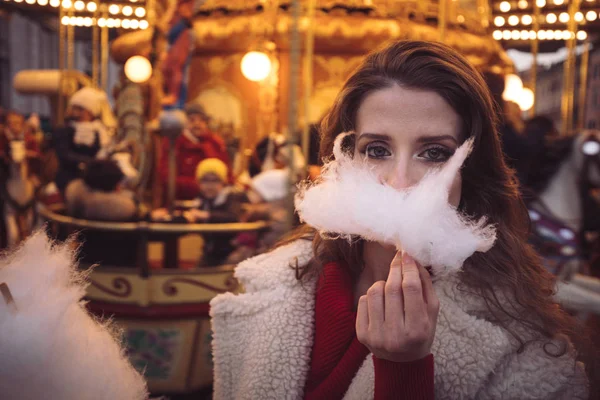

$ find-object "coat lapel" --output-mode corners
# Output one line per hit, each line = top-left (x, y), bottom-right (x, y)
(211, 240), (317, 400)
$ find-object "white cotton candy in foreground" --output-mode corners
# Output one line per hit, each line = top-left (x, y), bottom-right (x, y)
(295, 133), (497, 276)
(0, 231), (148, 400)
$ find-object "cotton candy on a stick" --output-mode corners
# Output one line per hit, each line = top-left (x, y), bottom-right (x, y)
(0, 232), (148, 400)
(295, 133), (496, 276)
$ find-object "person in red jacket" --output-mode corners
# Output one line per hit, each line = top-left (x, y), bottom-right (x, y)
(159, 103), (230, 200)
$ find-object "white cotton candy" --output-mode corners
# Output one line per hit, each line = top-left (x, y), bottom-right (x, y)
(295, 133), (497, 276)
(0, 231), (148, 400)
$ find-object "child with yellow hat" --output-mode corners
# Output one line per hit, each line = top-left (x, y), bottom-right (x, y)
(185, 158), (248, 266)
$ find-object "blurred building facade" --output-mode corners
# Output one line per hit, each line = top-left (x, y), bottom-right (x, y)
(0, 10), (119, 118)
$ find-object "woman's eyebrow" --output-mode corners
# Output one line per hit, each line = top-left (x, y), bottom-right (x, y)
(357, 133), (391, 141)
(416, 135), (458, 145)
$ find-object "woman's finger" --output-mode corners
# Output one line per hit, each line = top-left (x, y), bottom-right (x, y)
(366, 281), (386, 328)
(418, 263), (439, 314)
(385, 251), (405, 325)
(356, 295), (369, 342)
(401, 253), (426, 329)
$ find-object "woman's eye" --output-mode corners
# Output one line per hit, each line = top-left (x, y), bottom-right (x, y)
(365, 144), (391, 159)
(419, 146), (453, 162)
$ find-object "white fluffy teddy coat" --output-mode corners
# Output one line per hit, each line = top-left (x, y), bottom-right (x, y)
(210, 240), (588, 400)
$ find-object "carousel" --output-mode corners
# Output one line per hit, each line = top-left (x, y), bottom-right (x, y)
(3, 0), (598, 396)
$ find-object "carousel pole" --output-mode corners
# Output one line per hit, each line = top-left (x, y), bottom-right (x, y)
(58, 6), (66, 125)
(92, 7), (100, 87)
(561, 0), (580, 135)
(438, 0), (448, 43)
(286, 0), (301, 231)
(530, 2), (540, 117)
(302, 0), (316, 162)
(67, 8), (75, 72)
(101, 7), (109, 92)
(577, 41), (590, 131)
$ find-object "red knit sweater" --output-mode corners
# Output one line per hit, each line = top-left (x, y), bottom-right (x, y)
(304, 261), (434, 400)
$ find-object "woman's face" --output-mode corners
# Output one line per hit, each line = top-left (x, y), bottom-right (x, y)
(354, 84), (463, 207)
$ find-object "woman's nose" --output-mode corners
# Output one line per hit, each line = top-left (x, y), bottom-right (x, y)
(385, 160), (412, 190)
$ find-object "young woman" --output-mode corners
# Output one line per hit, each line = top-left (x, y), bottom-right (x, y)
(210, 41), (594, 399)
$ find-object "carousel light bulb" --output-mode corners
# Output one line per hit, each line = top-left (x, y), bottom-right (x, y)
(98, 17), (106, 27)
(37, 0), (49, 5)
(522, 15), (533, 25)
(14, 0), (23, 3)
(139, 20), (149, 29)
(529, 30), (537, 39)
(536, 0), (546, 6)
(517, 88), (534, 111)
(76, 16), (84, 25)
(546, 30), (555, 39)
(583, 141), (600, 156)
(122, 5), (132, 16)
(503, 30), (512, 40)
(554, 29), (562, 39)
(493, 30), (503, 40)
(108, 4), (119, 14)
(61, 15), (69, 24)
(61, 0), (71, 7)
(577, 30), (587, 40)
(587, 11), (598, 21)
(495, 16), (506, 26)
(518, 0), (528, 9)
(553, 0), (564, 4)
(83, 16), (92, 26)
(241, 51), (272, 82)
(87, 2), (96, 12)
(74, 0), (83, 10)
(546, 13), (557, 23)
(503, 74), (524, 101)
(511, 30), (521, 40)
(500, 1), (511, 12)
(124, 56), (152, 83)
(521, 30), (530, 40)
(122, 19), (131, 28)
(50, 0), (60, 6)
(559, 12), (569, 23)
(508, 15), (520, 25)
(575, 12), (584, 22)
(457, 14), (465, 23)
(130, 19), (139, 29)
(538, 30), (547, 39)
(114, 18), (121, 27)
(134, 7), (145, 17)
(26, 0), (36, 5)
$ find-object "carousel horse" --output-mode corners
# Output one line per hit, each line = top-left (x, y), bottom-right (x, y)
(0, 140), (38, 249)
(527, 129), (600, 315)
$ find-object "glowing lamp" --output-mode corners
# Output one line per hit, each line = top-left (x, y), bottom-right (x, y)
(516, 88), (534, 111)
(124, 56), (153, 83)
(502, 74), (524, 102)
(241, 51), (272, 82)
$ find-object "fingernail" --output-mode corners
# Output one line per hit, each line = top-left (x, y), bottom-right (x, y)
(402, 252), (415, 265)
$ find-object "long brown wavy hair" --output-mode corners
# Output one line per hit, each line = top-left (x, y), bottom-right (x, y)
(282, 40), (597, 396)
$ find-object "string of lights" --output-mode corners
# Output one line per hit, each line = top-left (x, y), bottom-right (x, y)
(3, 0), (148, 29)
(491, 0), (599, 41)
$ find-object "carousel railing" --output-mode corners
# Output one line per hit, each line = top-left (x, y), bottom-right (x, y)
(38, 202), (270, 394)
(39, 202), (269, 274)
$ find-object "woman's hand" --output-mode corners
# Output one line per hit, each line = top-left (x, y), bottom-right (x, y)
(356, 252), (439, 362)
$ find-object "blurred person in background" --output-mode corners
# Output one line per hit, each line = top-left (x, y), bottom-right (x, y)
(53, 87), (114, 193)
(159, 103), (230, 200)
(482, 72), (530, 186)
